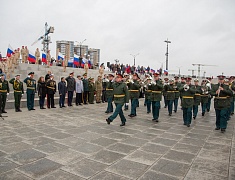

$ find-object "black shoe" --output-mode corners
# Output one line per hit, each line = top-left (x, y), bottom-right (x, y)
(169, 113), (172, 116)
(51, 107), (56, 108)
(18, 109), (22, 112)
(193, 116), (196, 119)
(147, 111), (151, 114)
(105, 111), (109, 113)
(76, 104), (78, 106)
(183, 123), (187, 126)
(164, 106), (167, 108)
(79, 103), (82, 105)
(15, 109), (19, 112)
(144, 104), (146, 106)
(187, 124), (190, 127)
(106, 118), (111, 124)
(60, 106), (62, 108)
(2, 110), (7, 113)
(31, 108), (35, 110)
(215, 127), (220, 130)
(152, 118), (159, 122)
(221, 129), (226, 133)
(202, 112), (205, 116)
(128, 114), (136, 117)
(120, 122), (126, 126)
(41, 107), (46, 109)
(207, 109), (210, 112)
(62, 106), (66, 107)
(231, 112), (234, 115)
(174, 110), (177, 113)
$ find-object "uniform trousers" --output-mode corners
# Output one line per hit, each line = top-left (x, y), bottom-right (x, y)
(131, 99), (138, 116)
(26, 91), (35, 110)
(215, 109), (227, 129)
(152, 101), (160, 120)
(59, 94), (65, 107)
(173, 98), (179, 112)
(14, 92), (22, 110)
(193, 105), (198, 117)
(183, 107), (192, 125)
(106, 97), (113, 112)
(146, 99), (151, 113)
(67, 91), (74, 106)
(76, 93), (82, 105)
(47, 94), (55, 108)
(0, 94), (7, 111)
(108, 103), (126, 123)
(201, 103), (207, 113)
(39, 96), (45, 108)
(167, 100), (174, 115)
(207, 97), (212, 111)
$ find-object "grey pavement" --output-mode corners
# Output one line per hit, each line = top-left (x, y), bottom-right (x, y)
(0, 99), (234, 180)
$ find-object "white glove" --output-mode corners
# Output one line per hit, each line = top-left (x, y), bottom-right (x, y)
(126, 103), (129, 106)
(28, 76), (30, 78)
(7, 93), (9, 95)
(22, 94), (24, 96)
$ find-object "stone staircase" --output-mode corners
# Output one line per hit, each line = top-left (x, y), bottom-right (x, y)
(5, 63), (109, 109)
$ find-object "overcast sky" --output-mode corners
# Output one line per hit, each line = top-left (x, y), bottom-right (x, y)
(1, 0), (234, 76)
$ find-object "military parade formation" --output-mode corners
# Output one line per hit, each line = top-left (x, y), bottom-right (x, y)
(0, 69), (235, 133)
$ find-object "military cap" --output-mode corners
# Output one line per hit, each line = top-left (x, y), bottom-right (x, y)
(133, 73), (139, 78)
(108, 74), (114, 77)
(116, 73), (123, 78)
(169, 79), (174, 82)
(181, 77), (185, 80)
(83, 73), (87, 76)
(90, 77), (94, 80)
(15, 74), (20, 77)
(217, 75), (225, 80)
(194, 78), (199, 82)
(164, 77), (169, 81)
(28, 72), (34, 75)
(50, 74), (54, 77)
(174, 76), (179, 79)
(230, 76), (235, 79)
(77, 75), (81, 78)
(153, 73), (159, 77)
(70, 72), (74, 75)
(202, 79), (207, 82)
(185, 77), (192, 81)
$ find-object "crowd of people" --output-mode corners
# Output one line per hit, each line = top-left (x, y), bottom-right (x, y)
(0, 69), (234, 133)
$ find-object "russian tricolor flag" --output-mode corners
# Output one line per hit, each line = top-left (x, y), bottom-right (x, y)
(164, 70), (168, 75)
(42, 52), (47, 64)
(150, 69), (155, 73)
(81, 58), (85, 68)
(28, 52), (36, 63)
(7, 45), (14, 57)
(88, 59), (91, 68)
(73, 54), (79, 66)
(58, 52), (64, 61)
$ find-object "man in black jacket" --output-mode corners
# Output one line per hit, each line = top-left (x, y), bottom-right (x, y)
(58, 77), (67, 108)
(65, 72), (76, 106)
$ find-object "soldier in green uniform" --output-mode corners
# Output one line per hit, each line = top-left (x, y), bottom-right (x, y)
(9, 75), (24, 112)
(0, 74), (10, 113)
(163, 78), (169, 108)
(173, 76), (180, 113)
(46, 74), (56, 108)
(164, 79), (175, 116)
(192, 79), (202, 119)
(179, 77), (186, 110)
(230, 76), (235, 115)
(82, 73), (89, 105)
(224, 78), (232, 121)
(210, 75), (233, 133)
(105, 74), (114, 113)
(201, 79), (210, 116)
(106, 73), (129, 126)
(127, 73), (141, 117)
(150, 73), (163, 122)
(88, 78), (95, 104)
(24, 72), (36, 111)
(144, 77), (152, 113)
(179, 77), (195, 127)
(206, 77), (213, 112)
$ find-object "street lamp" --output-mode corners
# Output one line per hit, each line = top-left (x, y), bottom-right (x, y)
(75, 39), (86, 57)
(164, 39), (171, 71)
(130, 53), (139, 66)
(177, 66), (182, 76)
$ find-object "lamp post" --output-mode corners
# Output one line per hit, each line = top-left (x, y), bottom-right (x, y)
(164, 39), (171, 71)
(75, 39), (86, 57)
(177, 66), (182, 76)
(130, 53), (139, 66)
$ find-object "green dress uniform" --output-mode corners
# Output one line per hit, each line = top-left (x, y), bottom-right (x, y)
(179, 84), (196, 127)
(105, 80), (114, 113)
(201, 85), (210, 116)
(82, 78), (89, 104)
(88, 80), (95, 104)
(46, 79), (56, 108)
(164, 83), (175, 115)
(106, 79), (129, 126)
(24, 76), (36, 110)
(9, 78), (24, 112)
(127, 79), (140, 117)
(210, 82), (233, 132)
(230, 81), (235, 115)
(0, 79), (10, 113)
(150, 79), (163, 121)
(173, 81), (181, 112)
(193, 85), (202, 119)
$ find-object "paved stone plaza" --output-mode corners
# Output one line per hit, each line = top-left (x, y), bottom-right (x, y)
(0, 99), (234, 180)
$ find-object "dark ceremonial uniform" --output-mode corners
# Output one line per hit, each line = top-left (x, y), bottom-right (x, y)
(9, 78), (24, 112)
(88, 79), (95, 104)
(173, 80), (181, 112)
(193, 84), (202, 119)
(46, 79), (56, 108)
(24, 73), (36, 110)
(82, 75), (89, 104)
(145, 82), (152, 113)
(105, 80), (114, 113)
(0, 78), (9, 113)
(164, 82), (175, 116)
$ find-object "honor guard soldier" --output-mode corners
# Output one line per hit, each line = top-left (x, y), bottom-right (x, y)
(179, 77), (195, 127)
(88, 78), (95, 104)
(206, 77), (213, 112)
(46, 74), (56, 108)
(192, 79), (202, 119)
(0, 74), (10, 113)
(144, 77), (152, 113)
(106, 73), (129, 126)
(201, 79), (210, 116)
(127, 73), (141, 118)
(123, 73), (129, 111)
(229, 76), (235, 115)
(224, 78), (232, 121)
(105, 74), (114, 113)
(150, 73), (163, 122)
(9, 75), (24, 112)
(164, 79), (175, 116)
(210, 75), (233, 133)
(173, 76), (181, 113)
(24, 72), (36, 111)
(163, 78), (169, 108)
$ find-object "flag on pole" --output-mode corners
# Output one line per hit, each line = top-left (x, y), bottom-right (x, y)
(81, 58), (86, 68)
(73, 54), (79, 66)
(6, 44), (14, 57)
(88, 59), (91, 68)
(164, 70), (168, 75)
(28, 52), (36, 63)
(150, 69), (155, 73)
(58, 52), (64, 61)
(42, 52), (47, 64)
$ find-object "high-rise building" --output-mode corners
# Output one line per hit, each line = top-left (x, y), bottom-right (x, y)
(56, 40), (74, 60)
(74, 45), (88, 57)
(88, 48), (100, 66)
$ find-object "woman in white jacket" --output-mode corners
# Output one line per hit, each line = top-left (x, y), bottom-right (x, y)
(75, 75), (84, 105)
